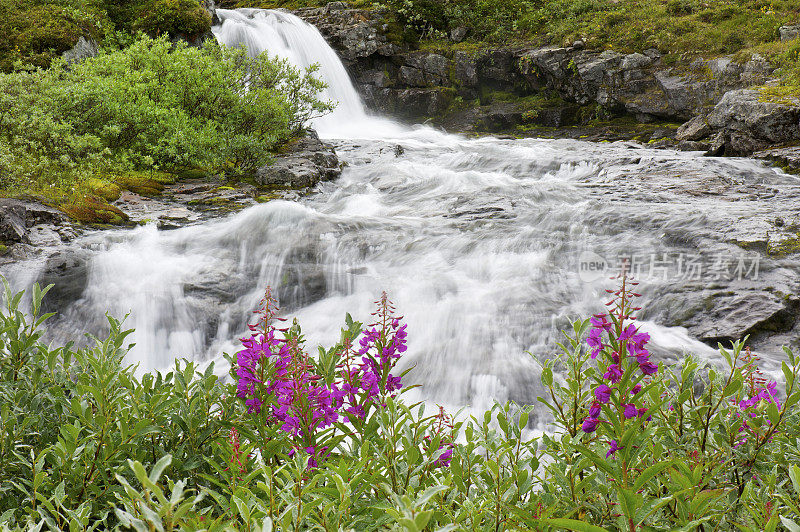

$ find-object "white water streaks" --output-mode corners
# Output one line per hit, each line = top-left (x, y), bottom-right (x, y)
(6, 9), (800, 417)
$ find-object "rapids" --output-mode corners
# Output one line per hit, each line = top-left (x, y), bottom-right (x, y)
(5, 8), (800, 415)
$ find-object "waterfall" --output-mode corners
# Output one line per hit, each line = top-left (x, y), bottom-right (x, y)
(213, 8), (401, 138)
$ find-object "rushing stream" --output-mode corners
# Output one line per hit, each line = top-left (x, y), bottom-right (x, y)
(5, 9), (800, 416)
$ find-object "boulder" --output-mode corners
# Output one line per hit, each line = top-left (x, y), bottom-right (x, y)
(0, 199), (67, 244)
(676, 115), (711, 141)
(706, 89), (800, 154)
(37, 249), (91, 314)
(693, 292), (799, 345)
(450, 26), (468, 43)
(255, 131), (341, 189)
(454, 52), (478, 87)
(61, 37), (98, 65)
(780, 23), (800, 42)
(398, 66), (425, 87)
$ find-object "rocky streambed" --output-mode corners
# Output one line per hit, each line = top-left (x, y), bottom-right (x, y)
(3, 7), (800, 410)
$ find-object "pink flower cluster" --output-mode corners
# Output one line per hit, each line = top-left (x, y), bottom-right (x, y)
(581, 276), (658, 459)
(235, 289), (409, 467)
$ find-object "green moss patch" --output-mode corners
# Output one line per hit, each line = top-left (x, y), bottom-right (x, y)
(59, 196), (129, 225)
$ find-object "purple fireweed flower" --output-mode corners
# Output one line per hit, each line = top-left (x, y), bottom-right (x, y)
(606, 439), (619, 458)
(587, 328), (605, 359)
(434, 445), (454, 467)
(619, 324), (637, 343)
(631, 384), (642, 395)
(604, 364), (623, 384)
(630, 332), (650, 355)
(582, 416), (600, 433)
(623, 403), (637, 419)
(595, 384), (612, 403)
(639, 360), (658, 376)
(588, 400), (602, 419)
(590, 315), (613, 331)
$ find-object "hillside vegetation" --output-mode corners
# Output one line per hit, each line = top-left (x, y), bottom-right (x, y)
(0, 36), (331, 218)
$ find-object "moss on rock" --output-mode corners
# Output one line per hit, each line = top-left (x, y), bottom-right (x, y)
(59, 196), (129, 225)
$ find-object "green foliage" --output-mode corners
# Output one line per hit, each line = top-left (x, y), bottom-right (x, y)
(131, 0), (212, 36)
(0, 1), (107, 72)
(0, 34), (332, 203)
(2, 279), (800, 530)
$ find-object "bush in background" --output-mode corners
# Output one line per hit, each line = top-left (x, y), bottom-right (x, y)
(0, 35), (332, 199)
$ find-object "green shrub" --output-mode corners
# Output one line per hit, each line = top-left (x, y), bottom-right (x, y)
(0, 3), (106, 72)
(3, 275), (800, 530)
(132, 0), (212, 37)
(0, 34), (332, 200)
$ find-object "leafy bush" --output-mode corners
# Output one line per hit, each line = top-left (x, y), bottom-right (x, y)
(0, 34), (332, 199)
(0, 2), (107, 72)
(132, 0), (212, 37)
(2, 274), (800, 530)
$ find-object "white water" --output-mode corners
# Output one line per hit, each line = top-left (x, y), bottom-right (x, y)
(213, 8), (405, 138)
(6, 9), (799, 415)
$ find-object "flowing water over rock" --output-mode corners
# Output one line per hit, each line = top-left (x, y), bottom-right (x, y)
(5, 9), (800, 415)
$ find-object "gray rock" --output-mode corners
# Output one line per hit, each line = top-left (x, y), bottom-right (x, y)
(450, 26), (468, 43)
(0, 199), (67, 245)
(706, 89), (800, 154)
(360, 69), (389, 87)
(422, 53), (450, 81)
(399, 65), (425, 87)
(454, 51), (478, 87)
(37, 249), (91, 314)
(255, 131), (340, 189)
(754, 146), (800, 172)
(676, 115), (711, 141)
(620, 53), (652, 71)
(62, 36), (99, 64)
(693, 292), (799, 345)
(275, 235), (328, 310)
(780, 24), (800, 42)
(395, 88), (454, 116)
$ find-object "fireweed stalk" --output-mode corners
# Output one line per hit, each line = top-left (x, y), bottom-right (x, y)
(235, 289), (410, 468)
(582, 275), (657, 446)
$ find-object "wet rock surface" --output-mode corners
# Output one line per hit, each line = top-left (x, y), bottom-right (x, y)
(256, 131), (341, 189)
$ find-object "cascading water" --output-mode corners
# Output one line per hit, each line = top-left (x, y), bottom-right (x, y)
(213, 8), (401, 137)
(5, 9), (800, 417)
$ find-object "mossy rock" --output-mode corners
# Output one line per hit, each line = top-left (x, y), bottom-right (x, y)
(255, 193), (282, 203)
(0, 4), (106, 72)
(59, 196), (129, 225)
(112, 170), (178, 196)
(85, 178), (123, 202)
(0, 244), (8, 256)
(768, 235), (800, 257)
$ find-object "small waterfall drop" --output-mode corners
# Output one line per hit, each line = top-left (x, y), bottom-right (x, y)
(213, 8), (400, 138)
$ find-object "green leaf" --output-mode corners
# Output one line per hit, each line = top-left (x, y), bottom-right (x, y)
(541, 366), (554, 387)
(415, 485), (449, 507)
(617, 487), (642, 519)
(790, 465), (800, 496)
(414, 509), (434, 531)
(722, 378), (742, 398)
(689, 489), (724, 517)
(780, 516), (800, 532)
(767, 403), (780, 425)
(634, 460), (675, 491)
(543, 518), (611, 532)
(148, 454), (172, 485)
